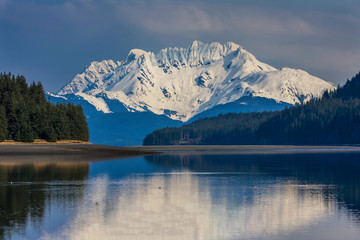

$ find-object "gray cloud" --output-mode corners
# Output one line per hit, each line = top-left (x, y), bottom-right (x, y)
(0, 0), (359, 91)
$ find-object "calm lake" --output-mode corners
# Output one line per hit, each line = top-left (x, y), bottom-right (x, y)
(1, 152), (360, 240)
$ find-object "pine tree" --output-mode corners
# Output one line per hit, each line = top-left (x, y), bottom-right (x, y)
(0, 72), (89, 142)
(144, 72), (360, 145)
(0, 105), (7, 141)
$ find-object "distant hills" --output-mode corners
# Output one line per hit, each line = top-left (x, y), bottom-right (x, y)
(144, 72), (360, 145)
(49, 41), (335, 145)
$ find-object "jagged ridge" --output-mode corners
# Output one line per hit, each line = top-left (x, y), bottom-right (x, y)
(57, 41), (335, 121)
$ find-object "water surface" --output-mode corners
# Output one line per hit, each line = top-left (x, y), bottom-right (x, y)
(1, 152), (360, 239)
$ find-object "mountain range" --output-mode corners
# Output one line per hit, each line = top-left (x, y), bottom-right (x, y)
(49, 41), (335, 145)
(143, 72), (360, 145)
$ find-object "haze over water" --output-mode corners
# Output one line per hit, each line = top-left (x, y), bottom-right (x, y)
(1, 152), (360, 240)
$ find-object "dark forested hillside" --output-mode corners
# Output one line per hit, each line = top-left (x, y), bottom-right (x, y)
(143, 72), (360, 145)
(0, 73), (89, 142)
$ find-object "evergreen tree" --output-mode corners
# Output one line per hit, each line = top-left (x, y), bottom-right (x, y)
(0, 105), (7, 141)
(0, 72), (89, 142)
(144, 72), (360, 145)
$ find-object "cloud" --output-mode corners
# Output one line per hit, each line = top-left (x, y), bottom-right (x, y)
(103, 0), (360, 84)
(0, 0), (359, 90)
(113, 1), (225, 35)
(106, 1), (317, 37)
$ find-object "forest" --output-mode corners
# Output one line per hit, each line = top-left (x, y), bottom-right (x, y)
(143, 72), (360, 145)
(0, 72), (89, 142)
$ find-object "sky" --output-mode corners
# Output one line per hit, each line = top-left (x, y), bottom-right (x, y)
(1, 0), (359, 92)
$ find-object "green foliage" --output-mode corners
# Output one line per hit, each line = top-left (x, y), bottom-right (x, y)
(0, 105), (7, 141)
(144, 72), (360, 145)
(0, 72), (89, 142)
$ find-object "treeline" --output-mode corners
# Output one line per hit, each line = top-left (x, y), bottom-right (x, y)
(143, 72), (360, 145)
(0, 72), (89, 142)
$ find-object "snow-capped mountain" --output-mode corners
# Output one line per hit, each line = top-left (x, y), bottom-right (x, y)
(56, 41), (335, 122)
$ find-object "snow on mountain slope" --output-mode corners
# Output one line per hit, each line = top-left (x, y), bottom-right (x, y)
(59, 59), (120, 95)
(57, 41), (335, 121)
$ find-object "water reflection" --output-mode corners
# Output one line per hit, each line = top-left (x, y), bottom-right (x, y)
(43, 172), (337, 240)
(0, 162), (89, 240)
(146, 153), (360, 217)
(1, 153), (360, 240)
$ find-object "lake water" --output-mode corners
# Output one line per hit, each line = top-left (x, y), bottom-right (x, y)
(1, 152), (360, 240)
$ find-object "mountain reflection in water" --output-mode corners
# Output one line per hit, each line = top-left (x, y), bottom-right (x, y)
(49, 173), (335, 240)
(1, 153), (360, 240)
(146, 153), (360, 215)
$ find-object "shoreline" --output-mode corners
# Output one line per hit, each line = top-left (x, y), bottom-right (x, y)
(0, 140), (91, 145)
(1, 144), (360, 162)
(131, 145), (360, 155)
(0, 144), (156, 162)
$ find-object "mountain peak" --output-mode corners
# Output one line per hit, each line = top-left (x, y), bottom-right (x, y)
(225, 41), (242, 51)
(87, 60), (118, 73)
(128, 49), (148, 58)
(57, 41), (335, 121)
(189, 40), (203, 48)
(58, 59), (119, 95)
(124, 49), (149, 64)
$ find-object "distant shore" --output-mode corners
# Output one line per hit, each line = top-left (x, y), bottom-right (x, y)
(1, 144), (360, 162)
(132, 145), (360, 154)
